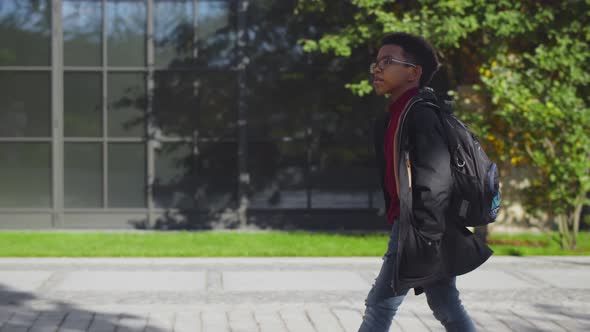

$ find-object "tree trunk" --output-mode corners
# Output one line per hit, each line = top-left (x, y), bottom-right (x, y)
(557, 214), (570, 250)
(571, 195), (584, 250)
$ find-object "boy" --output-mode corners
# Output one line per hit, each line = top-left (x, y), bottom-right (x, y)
(358, 32), (492, 332)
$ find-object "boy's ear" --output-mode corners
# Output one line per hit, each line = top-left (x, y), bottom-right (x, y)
(409, 65), (422, 83)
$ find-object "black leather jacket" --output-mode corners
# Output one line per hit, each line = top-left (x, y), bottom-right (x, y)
(373, 87), (493, 296)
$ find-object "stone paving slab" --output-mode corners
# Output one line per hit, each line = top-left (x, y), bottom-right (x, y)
(28, 311), (68, 332)
(0, 303), (589, 332)
(524, 268), (590, 289)
(253, 308), (287, 332)
(53, 271), (206, 292)
(0, 256), (586, 266)
(0, 257), (589, 331)
(86, 312), (117, 332)
(202, 310), (225, 331)
(0, 272), (53, 292)
(223, 271), (369, 291)
(59, 311), (94, 332)
(144, 312), (174, 332)
(455, 269), (541, 289)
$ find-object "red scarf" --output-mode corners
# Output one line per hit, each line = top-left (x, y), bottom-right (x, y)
(384, 87), (419, 224)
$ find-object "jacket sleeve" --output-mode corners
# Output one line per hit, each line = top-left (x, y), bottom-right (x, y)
(407, 105), (452, 241)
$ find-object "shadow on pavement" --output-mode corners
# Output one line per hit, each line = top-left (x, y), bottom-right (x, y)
(0, 284), (168, 331)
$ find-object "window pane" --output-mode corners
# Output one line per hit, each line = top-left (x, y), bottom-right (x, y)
(0, 143), (51, 207)
(372, 189), (385, 211)
(310, 143), (371, 208)
(311, 91), (384, 145)
(0, 0), (51, 66)
(196, 0), (233, 68)
(63, 0), (102, 66)
(106, 0), (146, 67)
(153, 71), (236, 137)
(243, 1), (379, 141)
(196, 142), (237, 210)
(242, 1), (308, 140)
(108, 72), (146, 137)
(248, 141), (307, 209)
(0, 72), (50, 137)
(154, 142), (196, 209)
(198, 1), (230, 39)
(246, 67), (373, 141)
(108, 143), (146, 207)
(371, 171), (386, 211)
(154, 0), (193, 67)
(155, 141), (237, 210)
(64, 72), (102, 137)
(245, 67), (309, 140)
(64, 143), (102, 208)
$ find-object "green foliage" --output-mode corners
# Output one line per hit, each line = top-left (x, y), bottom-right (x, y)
(345, 79), (373, 96)
(296, 0), (590, 249)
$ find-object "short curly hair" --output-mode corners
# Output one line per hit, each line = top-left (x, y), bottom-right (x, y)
(381, 32), (441, 88)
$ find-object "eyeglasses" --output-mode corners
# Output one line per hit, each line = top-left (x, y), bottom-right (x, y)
(369, 56), (417, 74)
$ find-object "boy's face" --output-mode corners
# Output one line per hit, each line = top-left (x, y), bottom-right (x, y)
(372, 44), (420, 96)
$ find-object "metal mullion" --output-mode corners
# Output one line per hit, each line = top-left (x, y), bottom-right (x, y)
(0, 67), (52, 71)
(63, 137), (104, 142)
(51, 0), (64, 228)
(367, 97), (375, 209)
(102, 0), (108, 209)
(106, 137), (145, 142)
(63, 208), (148, 213)
(0, 209), (54, 213)
(193, 0), (198, 59)
(158, 136), (193, 143)
(368, 126), (374, 209)
(152, 208), (205, 213)
(146, 0), (155, 226)
(156, 135), (241, 143)
(0, 66), (152, 72)
(62, 66), (102, 71)
(236, 0), (248, 225)
(306, 122), (312, 210)
(63, 137), (144, 143)
(243, 137), (306, 144)
(192, 0), (200, 217)
(198, 137), (238, 143)
(0, 138), (52, 142)
(151, 66), (239, 72)
(305, 56), (313, 210)
(101, 67), (149, 72)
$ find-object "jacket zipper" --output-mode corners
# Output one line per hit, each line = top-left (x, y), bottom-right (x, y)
(405, 151), (412, 190)
(391, 97), (423, 295)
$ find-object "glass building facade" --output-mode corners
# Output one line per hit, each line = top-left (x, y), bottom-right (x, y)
(0, 0), (389, 229)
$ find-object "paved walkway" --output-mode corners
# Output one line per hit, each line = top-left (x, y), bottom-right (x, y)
(0, 256), (588, 332)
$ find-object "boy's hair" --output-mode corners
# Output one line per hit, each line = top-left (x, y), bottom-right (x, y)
(381, 32), (441, 88)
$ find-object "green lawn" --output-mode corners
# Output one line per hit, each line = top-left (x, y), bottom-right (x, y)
(0, 230), (588, 257)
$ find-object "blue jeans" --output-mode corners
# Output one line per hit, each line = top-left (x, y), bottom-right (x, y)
(358, 217), (477, 332)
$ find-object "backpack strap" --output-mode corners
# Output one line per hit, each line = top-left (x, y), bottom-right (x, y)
(416, 100), (455, 153)
(421, 101), (440, 111)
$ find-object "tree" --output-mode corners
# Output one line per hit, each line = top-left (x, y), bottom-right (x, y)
(296, 0), (590, 249)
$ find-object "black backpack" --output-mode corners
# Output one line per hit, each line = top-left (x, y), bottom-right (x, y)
(420, 97), (501, 227)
